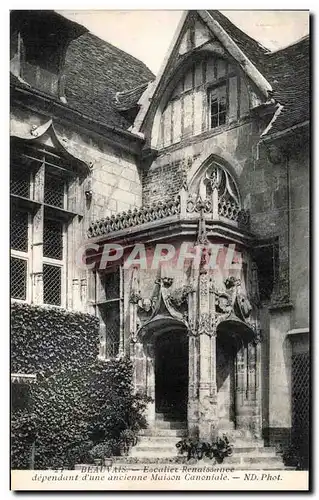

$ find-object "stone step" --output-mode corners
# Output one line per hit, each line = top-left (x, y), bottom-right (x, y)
(223, 455), (283, 466)
(137, 436), (186, 445)
(155, 421), (187, 430)
(230, 439), (264, 448)
(136, 437), (274, 454)
(129, 454), (283, 466)
(132, 450), (177, 458)
(133, 444), (177, 452)
(140, 428), (188, 438)
(113, 460), (287, 471)
(218, 429), (255, 439)
(134, 446), (277, 459)
(233, 446), (277, 455)
(155, 413), (187, 422)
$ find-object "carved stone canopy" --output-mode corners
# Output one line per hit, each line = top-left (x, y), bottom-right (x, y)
(216, 315), (259, 344)
(130, 275), (193, 342)
(136, 316), (188, 343)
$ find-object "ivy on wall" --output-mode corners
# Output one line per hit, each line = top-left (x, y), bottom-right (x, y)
(11, 302), (99, 378)
(11, 302), (149, 469)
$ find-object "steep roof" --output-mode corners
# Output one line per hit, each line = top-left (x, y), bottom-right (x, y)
(205, 12), (309, 136)
(63, 32), (155, 129)
(262, 35), (310, 136)
(11, 10), (308, 136)
(64, 12), (308, 136)
(208, 10), (270, 68)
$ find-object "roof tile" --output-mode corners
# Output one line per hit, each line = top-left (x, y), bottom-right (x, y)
(63, 32), (154, 129)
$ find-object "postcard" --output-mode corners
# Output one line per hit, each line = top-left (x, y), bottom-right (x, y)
(10, 8), (310, 492)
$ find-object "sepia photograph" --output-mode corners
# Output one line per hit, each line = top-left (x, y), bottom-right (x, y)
(9, 8), (310, 491)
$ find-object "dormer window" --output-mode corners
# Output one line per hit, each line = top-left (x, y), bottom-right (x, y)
(10, 11), (86, 99)
(209, 85), (227, 129)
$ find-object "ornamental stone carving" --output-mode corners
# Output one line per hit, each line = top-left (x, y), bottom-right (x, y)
(187, 318), (198, 337)
(198, 313), (217, 337)
(168, 284), (193, 309)
(212, 276), (252, 323)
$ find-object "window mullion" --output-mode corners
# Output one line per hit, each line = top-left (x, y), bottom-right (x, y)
(31, 158), (45, 305)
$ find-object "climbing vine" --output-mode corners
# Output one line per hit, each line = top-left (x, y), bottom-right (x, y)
(11, 302), (149, 469)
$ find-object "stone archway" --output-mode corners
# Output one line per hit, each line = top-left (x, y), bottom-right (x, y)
(131, 316), (189, 427)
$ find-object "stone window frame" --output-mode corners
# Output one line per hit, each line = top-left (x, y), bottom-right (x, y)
(10, 143), (81, 308)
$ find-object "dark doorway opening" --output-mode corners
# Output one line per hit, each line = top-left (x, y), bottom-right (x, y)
(155, 331), (188, 418)
(216, 335), (236, 427)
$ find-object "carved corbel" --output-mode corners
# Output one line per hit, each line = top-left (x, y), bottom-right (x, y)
(161, 276), (173, 288)
(252, 327), (263, 345)
(130, 330), (139, 344)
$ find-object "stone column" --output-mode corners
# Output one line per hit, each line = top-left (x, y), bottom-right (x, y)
(247, 341), (256, 401)
(187, 278), (199, 436)
(252, 338), (262, 438)
(187, 326), (199, 436)
(131, 340), (146, 394)
(72, 278), (81, 310)
(235, 342), (247, 428)
(146, 342), (156, 427)
(80, 278), (88, 311)
(129, 267), (140, 384)
(197, 271), (218, 440)
(118, 266), (125, 356)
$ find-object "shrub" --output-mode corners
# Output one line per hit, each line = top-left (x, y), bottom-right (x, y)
(11, 303), (150, 469)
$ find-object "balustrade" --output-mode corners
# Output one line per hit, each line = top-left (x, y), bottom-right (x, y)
(87, 191), (250, 238)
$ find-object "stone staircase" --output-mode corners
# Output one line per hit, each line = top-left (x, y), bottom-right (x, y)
(121, 412), (286, 470)
(131, 412), (188, 458)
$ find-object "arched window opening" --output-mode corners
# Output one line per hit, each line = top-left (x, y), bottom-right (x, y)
(201, 162), (241, 207)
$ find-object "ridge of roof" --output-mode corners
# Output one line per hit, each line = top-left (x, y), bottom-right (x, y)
(207, 11), (309, 137)
(267, 33), (309, 56)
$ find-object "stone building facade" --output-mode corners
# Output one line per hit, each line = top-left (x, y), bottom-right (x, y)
(10, 10), (309, 461)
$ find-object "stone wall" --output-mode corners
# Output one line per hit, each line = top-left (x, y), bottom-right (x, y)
(289, 142), (309, 330)
(142, 120), (257, 206)
(258, 128), (309, 447)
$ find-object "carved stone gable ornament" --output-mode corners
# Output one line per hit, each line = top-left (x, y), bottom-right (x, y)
(202, 162), (240, 206)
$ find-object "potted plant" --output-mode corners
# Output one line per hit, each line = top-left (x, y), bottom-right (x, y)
(176, 433), (233, 463)
(89, 442), (114, 466)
